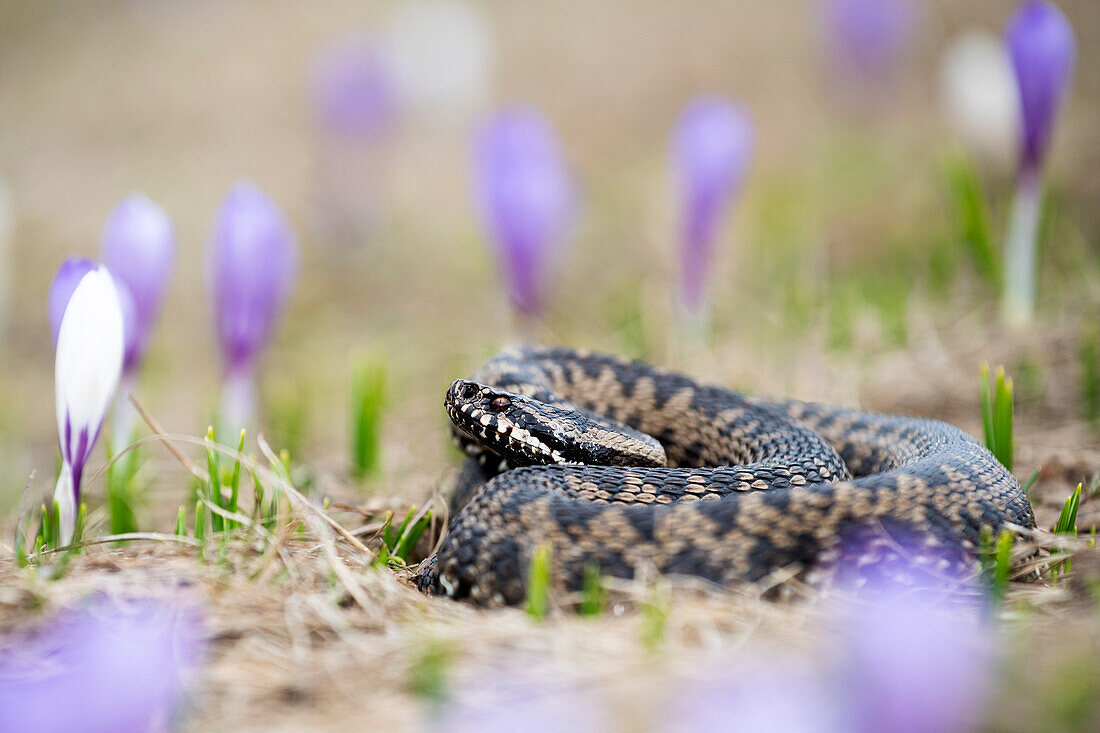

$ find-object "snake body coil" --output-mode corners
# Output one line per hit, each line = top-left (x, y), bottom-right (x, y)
(427, 347), (1035, 606)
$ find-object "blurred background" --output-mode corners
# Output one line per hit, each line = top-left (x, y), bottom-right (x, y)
(0, 0), (1097, 516)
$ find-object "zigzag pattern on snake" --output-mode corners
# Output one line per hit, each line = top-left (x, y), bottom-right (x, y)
(422, 346), (1035, 606)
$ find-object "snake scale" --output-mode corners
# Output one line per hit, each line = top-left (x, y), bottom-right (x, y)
(421, 346), (1035, 606)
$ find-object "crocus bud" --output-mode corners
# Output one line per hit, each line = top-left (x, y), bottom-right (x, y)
(53, 265), (124, 543)
(820, 0), (916, 80)
(47, 256), (97, 348)
(1006, 0), (1076, 175)
(1002, 0), (1075, 325)
(100, 193), (176, 375)
(672, 97), (753, 314)
(312, 35), (397, 140)
(208, 181), (297, 431)
(474, 109), (576, 319)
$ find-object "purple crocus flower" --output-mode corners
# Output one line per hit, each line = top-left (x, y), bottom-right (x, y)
(672, 97), (753, 313)
(842, 592), (993, 733)
(668, 656), (842, 733)
(208, 180), (297, 431)
(1007, 1), (1076, 175)
(312, 35), (397, 139)
(820, 0), (916, 80)
(53, 265), (124, 542)
(48, 256), (97, 348)
(1002, 0), (1075, 325)
(0, 594), (205, 733)
(829, 526), (995, 733)
(474, 109), (575, 319)
(100, 193), (176, 375)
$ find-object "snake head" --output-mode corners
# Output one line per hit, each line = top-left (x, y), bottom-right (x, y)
(445, 379), (667, 468)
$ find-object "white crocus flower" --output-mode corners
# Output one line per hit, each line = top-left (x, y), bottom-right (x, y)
(940, 31), (1020, 168)
(53, 266), (124, 543)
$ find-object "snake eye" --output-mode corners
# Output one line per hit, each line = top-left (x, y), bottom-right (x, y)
(490, 396), (511, 412)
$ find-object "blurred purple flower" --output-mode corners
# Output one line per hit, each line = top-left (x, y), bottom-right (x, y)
(1006, 0), (1076, 174)
(668, 656), (842, 733)
(101, 193), (176, 375)
(436, 666), (606, 733)
(672, 97), (753, 313)
(48, 257), (97, 348)
(842, 593), (993, 733)
(312, 35), (397, 139)
(208, 181), (296, 432)
(474, 109), (576, 317)
(208, 181), (297, 376)
(0, 594), (205, 733)
(1002, 1), (1075, 326)
(821, 0), (917, 79)
(830, 525), (995, 733)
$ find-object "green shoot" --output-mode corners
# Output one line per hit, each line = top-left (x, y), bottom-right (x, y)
(1081, 324), (1100, 424)
(407, 640), (451, 703)
(980, 362), (1014, 471)
(205, 426), (223, 533)
(525, 543), (553, 619)
(174, 506), (187, 536)
(1022, 468), (1041, 495)
(350, 357), (387, 481)
(640, 582), (670, 652)
(13, 518), (27, 568)
(32, 497), (86, 556)
(1054, 483), (1082, 536)
(49, 504), (85, 581)
(229, 429), (245, 525)
(579, 563), (606, 617)
(373, 507), (432, 567)
(1051, 483), (1082, 578)
(194, 499), (206, 542)
(993, 530), (1014, 599)
(105, 440), (141, 537)
(981, 528), (1015, 606)
(944, 151), (999, 289)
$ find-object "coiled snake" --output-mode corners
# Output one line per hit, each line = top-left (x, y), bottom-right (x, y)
(421, 346), (1034, 606)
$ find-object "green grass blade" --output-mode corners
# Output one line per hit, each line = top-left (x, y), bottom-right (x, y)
(380, 511), (397, 550)
(175, 506), (187, 537)
(994, 368), (1014, 471)
(350, 357), (387, 480)
(194, 499), (206, 542)
(641, 583), (669, 652)
(229, 429), (246, 528)
(980, 362), (996, 456)
(1055, 484), (1082, 536)
(394, 512), (432, 562)
(1022, 468), (1041, 495)
(1081, 324), (1100, 424)
(106, 445), (140, 536)
(991, 530), (1014, 604)
(580, 564), (605, 617)
(48, 499), (61, 549)
(13, 516), (27, 567)
(944, 151), (999, 288)
(205, 426), (223, 533)
(525, 544), (553, 619)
